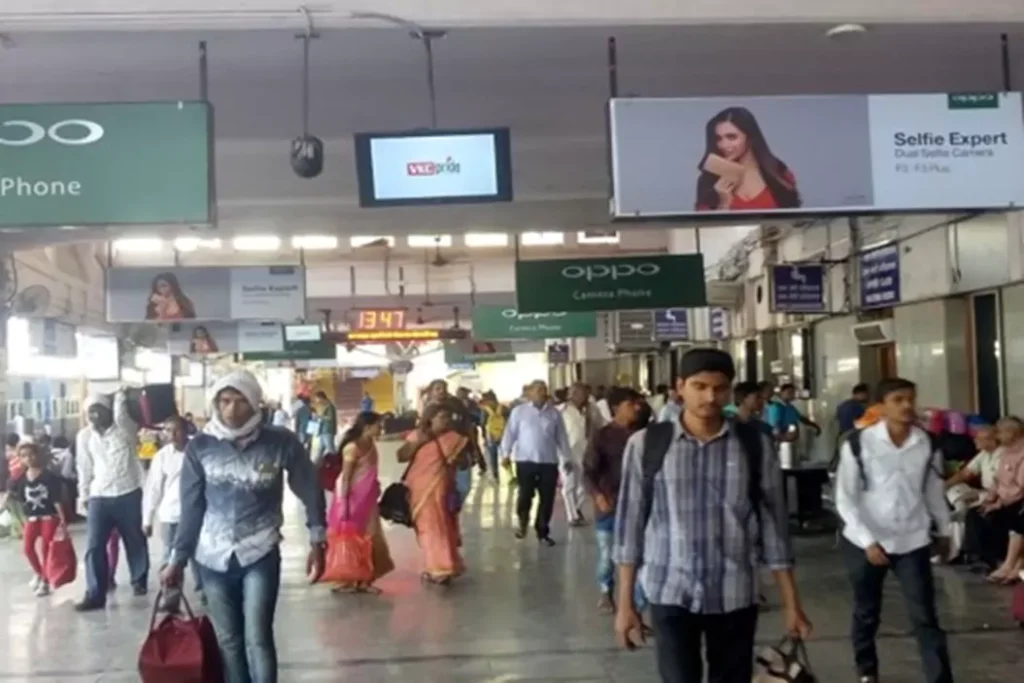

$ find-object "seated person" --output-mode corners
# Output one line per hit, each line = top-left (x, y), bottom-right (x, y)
(945, 424), (1001, 511)
(968, 416), (1024, 582)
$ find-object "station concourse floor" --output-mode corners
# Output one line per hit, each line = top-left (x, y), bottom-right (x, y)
(1, 452), (1022, 682)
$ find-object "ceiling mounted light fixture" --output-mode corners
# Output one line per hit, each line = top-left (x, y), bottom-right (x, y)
(292, 235), (338, 250)
(825, 23), (868, 39)
(232, 235), (281, 252)
(112, 238), (163, 253)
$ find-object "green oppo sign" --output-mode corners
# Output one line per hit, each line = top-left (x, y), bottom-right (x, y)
(515, 254), (707, 313)
(471, 305), (596, 340)
(0, 101), (212, 226)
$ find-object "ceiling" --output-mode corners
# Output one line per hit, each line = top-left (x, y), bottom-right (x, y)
(2, 23), (1024, 241)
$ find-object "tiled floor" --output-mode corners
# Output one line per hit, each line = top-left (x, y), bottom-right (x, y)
(1, 456), (1022, 682)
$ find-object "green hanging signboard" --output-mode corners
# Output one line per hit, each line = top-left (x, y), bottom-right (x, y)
(515, 254), (707, 313)
(0, 101), (213, 227)
(471, 305), (597, 340)
(239, 340), (336, 362)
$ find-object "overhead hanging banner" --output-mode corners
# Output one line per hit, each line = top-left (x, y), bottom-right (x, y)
(106, 266), (305, 323)
(443, 341), (517, 364)
(167, 322), (284, 356)
(240, 339), (337, 363)
(0, 101), (212, 227)
(610, 93), (1024, 218)
(515, 254), (707, 313)
(471, 305), (597, 340)
(709, 307), (729, 340)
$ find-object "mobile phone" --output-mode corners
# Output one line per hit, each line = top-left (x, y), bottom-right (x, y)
(701, 153), (744, 180)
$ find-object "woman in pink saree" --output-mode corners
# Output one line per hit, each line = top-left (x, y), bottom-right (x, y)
(399, 404), (467, 585)
(331, 411), (395, 593)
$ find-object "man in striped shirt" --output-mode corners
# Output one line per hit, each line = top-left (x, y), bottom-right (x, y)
(612, 348), (812, 683)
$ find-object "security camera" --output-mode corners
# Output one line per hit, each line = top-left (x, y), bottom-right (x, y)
(291, 135), (324, 178)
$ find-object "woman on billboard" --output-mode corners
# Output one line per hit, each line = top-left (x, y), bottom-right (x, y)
(695, 107), (802, 212)
(189, 326), (218, 354)
(145, 272), (197, 321)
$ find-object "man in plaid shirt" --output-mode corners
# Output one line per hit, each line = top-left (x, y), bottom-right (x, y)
(613, 348), (812, 683)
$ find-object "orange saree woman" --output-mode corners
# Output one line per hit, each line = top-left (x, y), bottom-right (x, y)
(402, 406), (467, 585)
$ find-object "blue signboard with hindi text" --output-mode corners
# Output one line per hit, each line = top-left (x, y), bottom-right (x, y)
(859, 244), (901, 309)
(653, 309), (690, 340)
(770, 264), (827, 313)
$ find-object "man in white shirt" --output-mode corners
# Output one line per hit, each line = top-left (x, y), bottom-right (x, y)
(559, 383), (595, 527)
(835, 377), (953, 683)
(501, 380), (571, 546)
(75, 391), (149, 612)
(143, 416), (204, 609)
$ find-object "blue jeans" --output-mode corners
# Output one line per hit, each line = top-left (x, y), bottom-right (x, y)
(485, 439), (501, 477)
(199, 548), (282, 683)
(455, 468), (472, 510)
(84, 488), (149, 603)
(596, 516), (647, 611)
(161, 523), (204, 592)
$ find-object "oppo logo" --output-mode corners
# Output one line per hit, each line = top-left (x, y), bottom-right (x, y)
(0, 119), (105, 147)
(561, 263), (660, 281)
(500, 308), (566, 320)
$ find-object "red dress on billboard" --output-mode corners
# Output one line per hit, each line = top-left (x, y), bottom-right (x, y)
(697, 169), (797, 212)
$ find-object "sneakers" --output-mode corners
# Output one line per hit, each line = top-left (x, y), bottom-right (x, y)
(132, 584), (148, 597)
(35, 581), (51, 597)
(859, 676), (879, 683)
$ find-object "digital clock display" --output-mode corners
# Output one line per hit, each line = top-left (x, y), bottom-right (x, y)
(351, 309), (406, 331)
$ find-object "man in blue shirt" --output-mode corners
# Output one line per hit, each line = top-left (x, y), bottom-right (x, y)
(835, 383), (870, 434)
(729, 381), (774, 437)
(765, 382), (821, 442)
(500, 380), (571, 546)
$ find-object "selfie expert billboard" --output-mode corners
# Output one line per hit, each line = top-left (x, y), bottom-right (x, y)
(106, 266), (305, 323)
(609, 93), (1024, 218)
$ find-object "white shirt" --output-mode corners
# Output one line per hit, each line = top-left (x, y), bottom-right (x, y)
(836, 421), (951, 554)
(272, 408), (289, 428)
(142, 443), (187, 526)
(76, 394), (143, 501)
(595, 398), (612, 424)
(964, 448), (1002, 490)
(559, 402), (591, 462)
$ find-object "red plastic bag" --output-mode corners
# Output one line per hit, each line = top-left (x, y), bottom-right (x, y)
(139, 593), (223, 683)
(45, 527), (77, 589)
(320, 523), (374, 584)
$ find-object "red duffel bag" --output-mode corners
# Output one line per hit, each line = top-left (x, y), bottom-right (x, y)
(45, 526), (77, 589)
(139, 592), (223, 683)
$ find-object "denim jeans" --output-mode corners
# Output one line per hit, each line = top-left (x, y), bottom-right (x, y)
(199, 548), (282, 683)
(485, 439), (501, 477)
(161, 523), (204, 592)
(455, 468), (472, 510)
(84, 488), (149, 603)
(595, 515), (648, 610)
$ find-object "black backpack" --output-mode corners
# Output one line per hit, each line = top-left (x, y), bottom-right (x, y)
(641, 420), (765, 529)
(844, 428), (942, 491)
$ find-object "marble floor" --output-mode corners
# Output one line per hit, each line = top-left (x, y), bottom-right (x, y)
(1, 461), (1022, 682)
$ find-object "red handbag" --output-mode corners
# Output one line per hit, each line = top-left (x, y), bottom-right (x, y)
(139, 593), (223, 683)
(45, 526), (77, 589)
(319, 454), (342, 492)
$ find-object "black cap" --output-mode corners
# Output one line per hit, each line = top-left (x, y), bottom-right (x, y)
(678, 348), (736, 382)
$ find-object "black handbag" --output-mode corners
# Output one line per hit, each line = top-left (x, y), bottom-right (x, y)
(754, 637), (817, 682)
(378, 437), (434, 527)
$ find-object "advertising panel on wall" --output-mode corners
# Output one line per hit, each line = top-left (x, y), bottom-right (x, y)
(860, 244), (901, 309)
(0, 101), (212, 227)
(709, 307), (729, 340)
(106, 266), (305, 323)
(471, 305), (598, 340)
(610, 93), (1024, 218)
(354, 127), (513, 208)
(770, 264), (827, 313)
(167, 322), (284, 356)
(515, 254), (707, 313)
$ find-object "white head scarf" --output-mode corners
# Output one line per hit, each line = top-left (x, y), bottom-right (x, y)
(205, 370), (264, 442)
(85, 394), (113, 411)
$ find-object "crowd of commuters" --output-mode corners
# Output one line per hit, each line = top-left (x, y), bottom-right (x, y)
(3, 350), (1023, 683)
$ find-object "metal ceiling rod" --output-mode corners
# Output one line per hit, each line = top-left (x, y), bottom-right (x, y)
(297, 6), (319, 137)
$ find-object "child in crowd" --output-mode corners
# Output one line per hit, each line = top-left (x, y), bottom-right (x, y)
(9, 442), (67, 596)
(142, 416), (204, 608)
